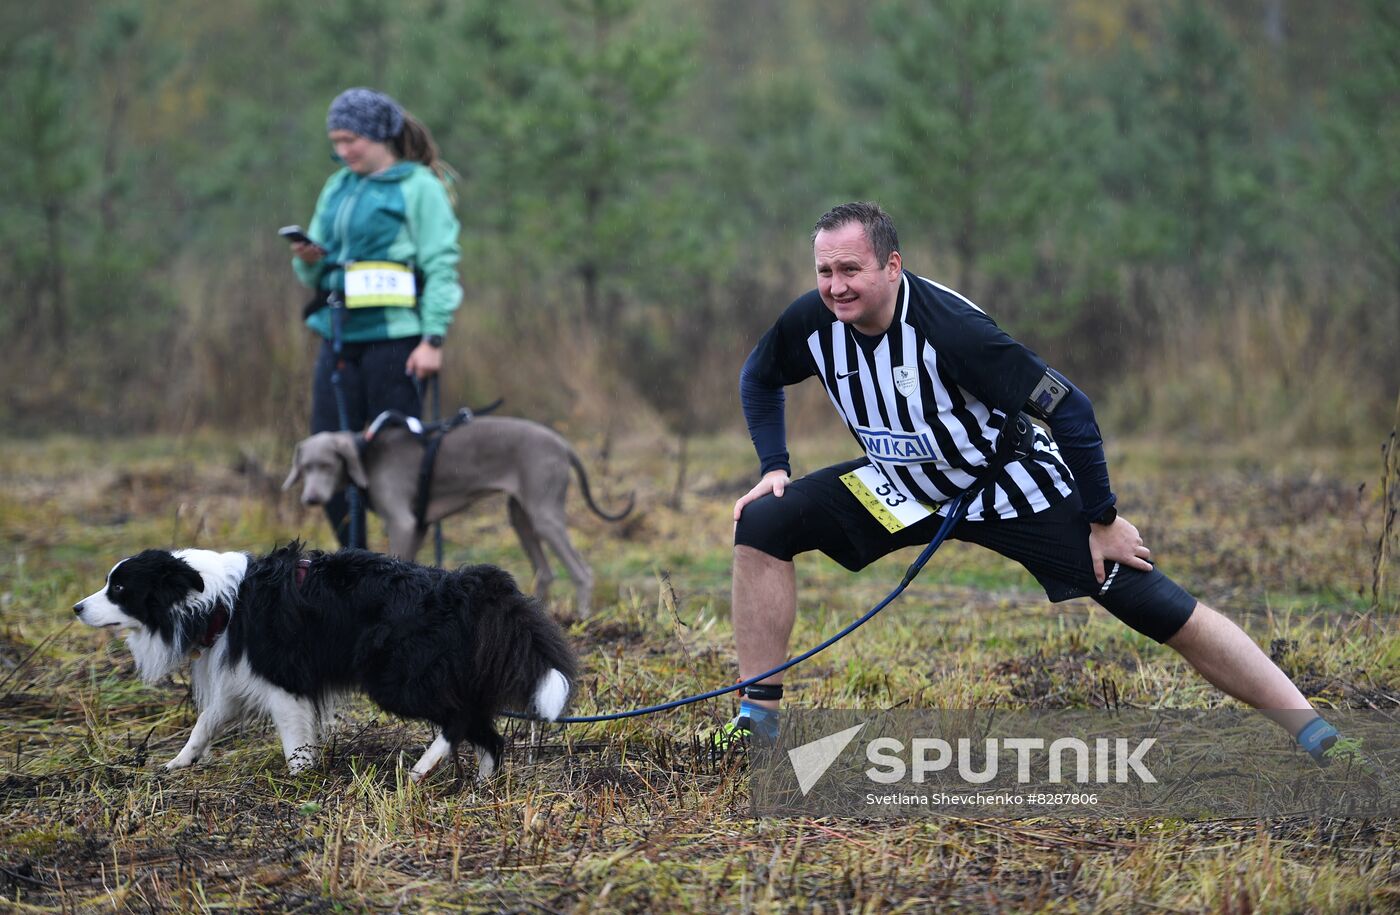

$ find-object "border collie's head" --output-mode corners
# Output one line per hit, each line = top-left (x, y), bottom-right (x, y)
(75, 549), (249, 682)
(75, 550), (204, 636)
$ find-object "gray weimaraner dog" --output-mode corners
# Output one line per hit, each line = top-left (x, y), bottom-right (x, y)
(283, 416), (632, 617)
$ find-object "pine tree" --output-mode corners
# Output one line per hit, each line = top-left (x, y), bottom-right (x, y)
(1306, 0), (1400, 338)
(861, 0), (1060, 301)
(3, 34), (87, 348)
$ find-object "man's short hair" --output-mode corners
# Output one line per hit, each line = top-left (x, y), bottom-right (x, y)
(811, 202), (900, 266)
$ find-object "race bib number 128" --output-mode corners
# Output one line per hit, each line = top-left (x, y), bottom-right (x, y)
(344, 261), (416, 308)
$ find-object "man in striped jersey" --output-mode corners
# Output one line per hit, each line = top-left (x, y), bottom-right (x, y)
(720, 202), (1348, 766)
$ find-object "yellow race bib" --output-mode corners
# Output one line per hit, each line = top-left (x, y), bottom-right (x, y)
(344, 261), (416, 308)
(839, 465), (939, 533)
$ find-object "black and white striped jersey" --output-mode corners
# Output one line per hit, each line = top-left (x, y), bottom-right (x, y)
(743, 271), (1074, 521)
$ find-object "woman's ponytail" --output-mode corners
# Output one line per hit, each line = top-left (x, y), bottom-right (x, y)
(394, 111), (459, 203)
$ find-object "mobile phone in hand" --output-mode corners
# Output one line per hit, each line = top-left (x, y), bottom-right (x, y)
(279, 225), (316, 246)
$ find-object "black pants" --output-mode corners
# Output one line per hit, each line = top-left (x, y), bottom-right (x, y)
(734, 457), (1197, 643)
(310, 337), (422, 545)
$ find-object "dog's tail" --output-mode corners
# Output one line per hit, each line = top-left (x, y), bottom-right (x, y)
(567, 451), (635, 522)
(513, 587), (577, 721)
(455, 564), (578, 720)
(532, 668), (571, 721)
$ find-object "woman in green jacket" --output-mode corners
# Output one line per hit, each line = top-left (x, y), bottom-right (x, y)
(288, 87), (462, 545)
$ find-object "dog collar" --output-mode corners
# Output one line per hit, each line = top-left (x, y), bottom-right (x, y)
(295, 558), (312, 587)
(199, 605), (229, 649)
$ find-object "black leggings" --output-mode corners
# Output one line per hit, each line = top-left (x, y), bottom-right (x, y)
(309, 337), (422, 545)
(734, 458), (1197, 643)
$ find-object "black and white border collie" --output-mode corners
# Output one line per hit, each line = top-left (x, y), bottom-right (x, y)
(74, 543), (575, 781)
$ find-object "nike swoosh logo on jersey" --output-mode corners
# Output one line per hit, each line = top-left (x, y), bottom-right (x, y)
(836, 368), (859, 380)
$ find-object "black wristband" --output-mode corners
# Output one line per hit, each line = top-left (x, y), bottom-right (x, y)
(740, 682), (784, 701)
(1088, 504), (1117, 526)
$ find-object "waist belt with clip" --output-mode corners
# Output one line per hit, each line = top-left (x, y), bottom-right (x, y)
(302, 261), (421, 318)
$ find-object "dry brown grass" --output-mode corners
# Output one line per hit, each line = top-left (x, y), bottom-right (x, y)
(1, 430), (1396, 912)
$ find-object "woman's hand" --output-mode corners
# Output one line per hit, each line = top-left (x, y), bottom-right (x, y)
(405, 341), (442, 380)
(290, 240), (324, 265)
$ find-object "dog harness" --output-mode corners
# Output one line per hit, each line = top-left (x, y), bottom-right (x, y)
(361, 401), (503, 532)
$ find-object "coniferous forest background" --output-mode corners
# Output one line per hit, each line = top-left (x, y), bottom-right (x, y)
(3, 0), (1396, 452)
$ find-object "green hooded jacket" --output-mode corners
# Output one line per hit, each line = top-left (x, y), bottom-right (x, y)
(292, 161), (462, 342)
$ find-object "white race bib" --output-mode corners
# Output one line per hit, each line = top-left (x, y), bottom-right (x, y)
(839, 464), (938, 533)
(344, 261), (417, 308)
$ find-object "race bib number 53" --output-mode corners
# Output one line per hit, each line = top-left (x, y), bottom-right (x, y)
(839, 465), (936, 533)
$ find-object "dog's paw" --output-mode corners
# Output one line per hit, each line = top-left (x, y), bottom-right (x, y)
(164, 755), (196, 771)
(286, 755), (317, 775)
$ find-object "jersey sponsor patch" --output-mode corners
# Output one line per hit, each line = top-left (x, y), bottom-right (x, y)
(856, 427), (937, 464)
(1028, 370), (1068, 417)
(893, 365), (917, 397)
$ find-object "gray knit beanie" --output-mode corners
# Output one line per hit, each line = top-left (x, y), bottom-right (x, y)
(326, 87), (404, 142)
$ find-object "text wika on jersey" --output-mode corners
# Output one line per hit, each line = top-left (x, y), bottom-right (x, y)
(856, 427), (937, 464)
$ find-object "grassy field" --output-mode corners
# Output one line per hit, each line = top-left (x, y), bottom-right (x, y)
(1, 429), (1396, 913)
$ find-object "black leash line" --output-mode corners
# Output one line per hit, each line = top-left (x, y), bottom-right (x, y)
(503, 493), (968, 724)
(421, 373), (445, 568)
(328, 290), (367, 550)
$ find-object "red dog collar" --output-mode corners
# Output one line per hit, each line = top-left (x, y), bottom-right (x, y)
(199, 605), (229, 649)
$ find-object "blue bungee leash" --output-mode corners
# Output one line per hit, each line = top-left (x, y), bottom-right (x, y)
(504, 492), (968, 724)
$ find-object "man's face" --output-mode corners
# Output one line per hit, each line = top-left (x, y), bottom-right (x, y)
(814, 222), (901, 335)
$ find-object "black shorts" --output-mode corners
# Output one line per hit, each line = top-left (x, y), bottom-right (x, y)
(733, 458), (1197, 643)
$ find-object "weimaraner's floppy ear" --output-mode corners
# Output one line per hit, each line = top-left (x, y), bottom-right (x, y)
(333, 434), (370, 489)
(282, 443), (304, 491)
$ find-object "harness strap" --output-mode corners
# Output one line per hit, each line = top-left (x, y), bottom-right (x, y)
(359, 401), (507, 530)
(414, 408), (477, 528)
(975, 411), (1036, 491)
